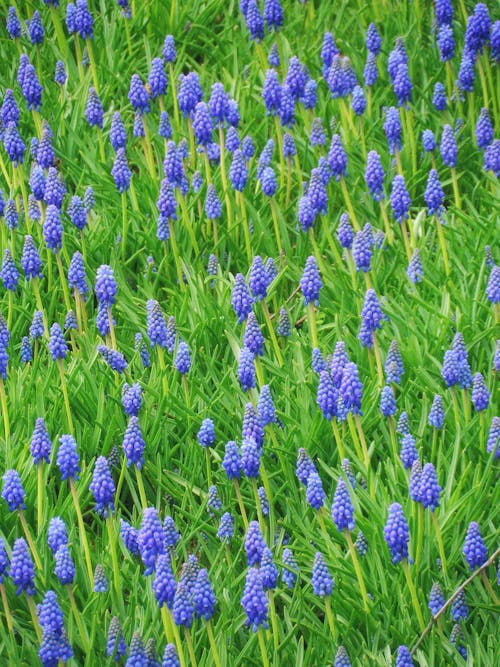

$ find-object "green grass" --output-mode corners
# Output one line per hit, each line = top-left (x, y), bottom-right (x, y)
(0, 0), (499, 665)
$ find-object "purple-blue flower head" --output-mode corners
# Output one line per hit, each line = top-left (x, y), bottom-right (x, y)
(384, 503), (409, 563)
(123, 416), (146, 469)
(471, 372), (489, 411)
(311, 551), (333, 596)
(54, 544), (75, 585)
(2, 469), (26, 512)
(57, 435), (80, 480)
(48, 323), (67, 361)
(30, 418), (52, 464)
(419, 463), (441, 511)
(331, 478), (355, 531)
(328, 134), (347, 180)
(440, 124), (457, 167)
(139, 507), (166, 575)
(300, 256), (322, 305)
(463, 522), (488, 571)
(89, 456), (115, 517)
(153, 554), (176, 608)
(241, 567), (268, 631)
(48, 517), (68, 555)
(384, 107), (402, 154)
(112, 148), (132, 192)
(11, 538), (35, 595)
(390, 175), (411, 222)
(400, 433), (418, 469)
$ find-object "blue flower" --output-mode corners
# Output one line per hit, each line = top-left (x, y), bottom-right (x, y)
(138, 508), (166, 575)
(153, 554), (176, 608)
(2, 469), (26, 512)
(123, 416), (146, 469)
(54, 544), (75, 585)
(300, 256), (322, 305)
(462, 522), (488, 570)
(331, 478), (355, 531)
(89, 456), (115, 517)
(306, 470), (326, 510)
(311, 551), (333, 596)
(107, 617), (127, 660)
(384, 503), (409, 563)
(10, 538), (35, 595)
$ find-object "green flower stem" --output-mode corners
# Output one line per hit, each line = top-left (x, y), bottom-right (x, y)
(345, 529), (369, 611)
(135, 466), (148, 510)
(273, 115), (285, 188)
(161, 605), (175, 644)
(323, 595), (337, 640)
(142, 121), (156, 177)
(354, 414), (370, 470)
(129, 179), (139, 212)
(389, 417), (399, 462)
(179, 196), (199, 254)
(450, 167), (461, 210)
(268, 589), (279, 652)
(237, 192), (252, 263)
(26, 594), (42, 641)
(86, 38), (99, 91)
(0, 582), (13, 635)
(37, 462), (43, 532)
(57, 359), (74, 434)
(403, 108), (417, 176)
(157, 346), (169, 396)
(400, 219), (412, 262)
(308, 228), (326, 276)
(74, 36), (84, 82)
(218, 125), (232, 220)
(415, 502), (424, 569)
(431, 511), (447, 576)
(331, 419), (346, 461)
(430, 428), (438, 462)
(107, 306), (117, 350)
(394, 148), (403, 175)
(233, 478), (249, 529)
(55, 252), (72, 312)
(435, 215), (450, 276)
(182, 375), (190, 409)
(252, 478), (265, 533)
(106, 516), (123, 610)
(168, 219), (185, 290)
(257, 625), (270, 667)
(206, 619), (222, 667)
(380, 200), (393, 244)
(121, 191), (128, 261)
(372, 333), (384, 387)
(67, 584), (91, 652)
(270, 197), (284, 262)
(69, 477), (94, 587)
(307, 302), (319, 350)
(461, 389), (470, 425)
(17, 510), (41, 571)
(340, 176), (359, 231)
(50, 6), (68, 57)
(0, 377), (10, 446)
(168, 63), (180, 132)
(316, 509), (336, 562)
(320, 213), (342, 267)
(261, 300), (284, 367)
(187, 119), (196, 170)
(347, 412), (363, 464)
(184, 627), (198, 667)
(401, 559), (425, 632)
(205, 448), (212, 488)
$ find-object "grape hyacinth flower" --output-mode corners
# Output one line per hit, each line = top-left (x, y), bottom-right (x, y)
(241, 567), (268, 633)
(138, 508), (166, 575)
(89, 456), (115, 517)
(11, 538), (35, 595)
(462, 522), (488, 571)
